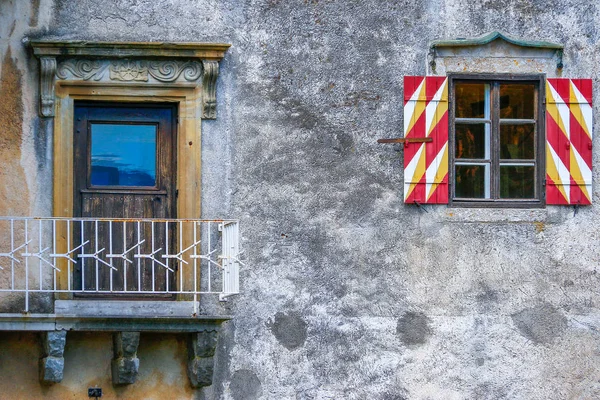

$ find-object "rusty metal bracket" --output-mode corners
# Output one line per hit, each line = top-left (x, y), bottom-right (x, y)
(413, 200), (429, 213)
(377, 138), (433, 144)
(377, 137), (433, 146)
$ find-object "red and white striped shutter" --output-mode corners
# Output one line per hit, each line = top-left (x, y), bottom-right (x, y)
(546, 78), (593, 205)
(403, 76), (449, 204)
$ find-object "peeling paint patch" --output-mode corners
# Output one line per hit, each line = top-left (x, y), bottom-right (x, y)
(230, 369), (262, 400)
(396, 311), (432, 347)
(0, 48), (29, 216)
(267, 312), (308, 350)
(534, 221), (545, 233)
(511, 303), (568, 345)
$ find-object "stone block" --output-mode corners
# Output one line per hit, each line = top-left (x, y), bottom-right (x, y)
(43, 331), (67, 358)
(39, 356), (64, 384)
(39, 331), (67, 384)
(113, 331), (140, 358)
(111, 331), (141, 385)
(187, 356), (214, 388)
(187, 331), (219, 387)
(188, 330), (218, 358)
(112, 356), (140, 385)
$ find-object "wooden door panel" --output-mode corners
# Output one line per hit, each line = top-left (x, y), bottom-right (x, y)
(73, 103), (176, 296)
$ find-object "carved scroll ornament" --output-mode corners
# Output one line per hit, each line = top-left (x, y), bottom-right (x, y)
(56, 59), (106, 81)
(148, 61), (202, 82)
(55, 59), (204, 83)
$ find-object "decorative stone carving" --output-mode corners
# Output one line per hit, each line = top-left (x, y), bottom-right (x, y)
(148, 61), (202, 82)
(110, 60), (148, 82)
(56, 59), (205, 84)
(187, 330), (219, 388)
(39, 56), (57, 117)
(39, 330), (67, 384)
(32, 41), (230, 119)
(112, 331), (140, 385)
(202, 60), (220, 119)
(57, 59), (107, 81)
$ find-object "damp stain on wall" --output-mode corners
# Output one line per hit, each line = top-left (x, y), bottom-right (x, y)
(0, 47), (29, 216)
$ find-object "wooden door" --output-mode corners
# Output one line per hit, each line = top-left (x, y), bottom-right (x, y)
(73, 103), (177, 295)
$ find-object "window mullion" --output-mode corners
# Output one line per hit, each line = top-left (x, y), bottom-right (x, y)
(534, 83), (540, 199)
(490, 82), (500, 200)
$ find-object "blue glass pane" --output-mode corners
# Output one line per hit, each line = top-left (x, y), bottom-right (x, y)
(90, 124), (157, 186)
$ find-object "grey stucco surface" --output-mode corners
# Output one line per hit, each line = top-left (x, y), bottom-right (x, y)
(2, 0), (600, 398)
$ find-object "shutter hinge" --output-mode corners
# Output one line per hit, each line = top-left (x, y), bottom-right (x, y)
(543, 179), (546, 187)
(176, 189), (179, 198)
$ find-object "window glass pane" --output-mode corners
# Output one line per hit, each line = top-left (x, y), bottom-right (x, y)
(455, 165), (489, 198)
(500, 84), (535, 119)
(455, 83), (489, 118)
(500, 124), (535, 160)
(500, 165), (535, 199)
(455, 124), (488, 159)
(90, 124), (157, 187)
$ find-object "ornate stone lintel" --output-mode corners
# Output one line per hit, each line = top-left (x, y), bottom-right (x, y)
(187, 329), (219, 388)
(39, 330), (67, 384)
(202, 60), (220, 120)
(428, 31), (564, 76)
(112, 331), (141, 385)
(39, 56), (57, 117)
(31, 41), (230, 120)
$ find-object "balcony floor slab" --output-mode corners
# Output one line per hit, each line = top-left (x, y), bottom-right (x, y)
(0, 313), (229, 332)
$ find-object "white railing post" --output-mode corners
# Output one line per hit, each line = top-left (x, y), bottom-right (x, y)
(24, 219), (29, 312)
(220, 221), (240, 300)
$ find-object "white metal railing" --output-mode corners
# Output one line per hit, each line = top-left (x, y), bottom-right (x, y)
(0, 217), (242, 314)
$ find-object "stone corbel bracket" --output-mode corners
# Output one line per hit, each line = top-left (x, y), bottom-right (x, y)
(30, 41), (231, 119)
(112, 331), (141, 385)
(202, 60), (220, 120)
(188, 328), (219, 388)
(40, 330), (67, 384)
(39, 56), (57, 117)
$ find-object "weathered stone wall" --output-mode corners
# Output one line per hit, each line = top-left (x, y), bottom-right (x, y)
(1, 0), (600, 399)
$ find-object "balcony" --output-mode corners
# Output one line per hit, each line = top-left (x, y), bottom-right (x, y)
(0, 217), (242, 386)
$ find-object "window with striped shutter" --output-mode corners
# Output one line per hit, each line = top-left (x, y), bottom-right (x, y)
(402, 76), (593, 206)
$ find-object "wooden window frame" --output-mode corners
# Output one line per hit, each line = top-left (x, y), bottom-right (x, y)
(448, 73), (546, 208)
(53, 82), (202, 292)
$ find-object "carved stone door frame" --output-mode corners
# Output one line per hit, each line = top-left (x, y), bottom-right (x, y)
(30, 41), (230, 292)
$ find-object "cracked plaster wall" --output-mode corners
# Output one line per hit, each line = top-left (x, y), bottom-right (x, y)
(1, 0), (600, 399)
